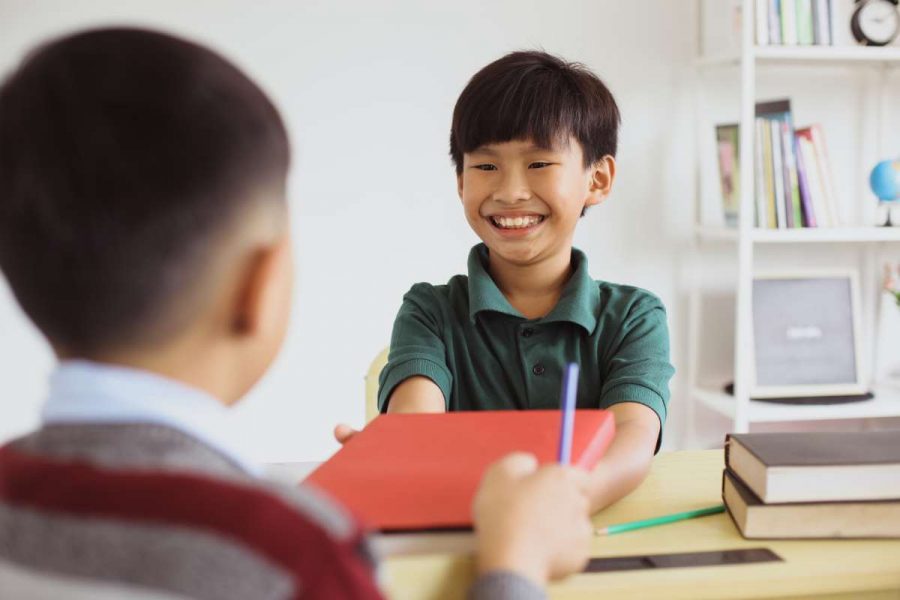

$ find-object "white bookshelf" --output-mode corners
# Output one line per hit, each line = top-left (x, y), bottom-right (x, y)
(689, 0), (900, 437)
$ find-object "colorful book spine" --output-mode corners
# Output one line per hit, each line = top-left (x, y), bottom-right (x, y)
(770, 120), (787, 228)
(781, 0), (798, 45)
(715, 124), (740, 227)
(769, 0), (783, 44)
(780, 121), (803, 228)
(757, 0), (770, 45)
(778, 123), (794, 228)
(793, 132), (817, 227)
(796, 0), (815, 45)
(754, 119), (769, 228)
(796, 131), (831, 227)
(813, 0), (832, 45)
(761, 120), (777, 228)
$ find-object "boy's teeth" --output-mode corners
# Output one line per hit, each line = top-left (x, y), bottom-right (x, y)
(492, 215), (543, 229)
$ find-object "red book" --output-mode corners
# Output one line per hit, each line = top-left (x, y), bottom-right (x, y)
(307, 410), (615, 532)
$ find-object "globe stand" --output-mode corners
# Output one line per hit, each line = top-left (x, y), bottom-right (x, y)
(875, 201), (900, 227)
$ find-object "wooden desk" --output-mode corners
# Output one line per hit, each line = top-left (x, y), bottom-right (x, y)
(377, 450), (900, 600)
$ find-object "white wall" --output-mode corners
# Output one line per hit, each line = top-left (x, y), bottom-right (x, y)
(3, 0), (832, 462)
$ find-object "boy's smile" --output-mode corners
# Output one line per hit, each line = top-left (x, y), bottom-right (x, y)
(458, 137), (613, 269)
(488, 212), (546, 237)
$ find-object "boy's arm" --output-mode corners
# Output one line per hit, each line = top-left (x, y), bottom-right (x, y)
(377, 283), (453, 412)
(385, 376), (445, 413)
(588, 292), (673, 513)
(585, 402), (660, 513)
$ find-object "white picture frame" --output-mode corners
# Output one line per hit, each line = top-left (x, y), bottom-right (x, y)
(750, 270), (867, 399)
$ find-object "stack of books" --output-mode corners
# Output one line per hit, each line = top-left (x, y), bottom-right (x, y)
(715, 98), (838, 229)
(756, 0), (835, 46)
(724, 431), (900, 538)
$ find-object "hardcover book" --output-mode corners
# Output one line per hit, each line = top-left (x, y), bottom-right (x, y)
(307, 410), (616, 531)
(724, 469), (900, 539)
(726, 431), (900, 503)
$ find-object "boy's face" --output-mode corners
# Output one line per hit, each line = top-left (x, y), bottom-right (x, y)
(457, 137), (613, 269)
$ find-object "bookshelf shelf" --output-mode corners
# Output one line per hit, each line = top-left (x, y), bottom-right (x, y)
(697, 45), (900, 68)
(696, 225), (900, 244)
(754, 45), (900, 65)
(692, 383), (900, 423)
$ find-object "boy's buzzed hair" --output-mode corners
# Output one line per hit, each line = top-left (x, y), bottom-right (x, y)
(449, 50), (620, 174)
(0, 28), (289, 354)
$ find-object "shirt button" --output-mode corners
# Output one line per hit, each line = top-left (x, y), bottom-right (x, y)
(522, 327), (535, 338)
(532, 363), (545, 376)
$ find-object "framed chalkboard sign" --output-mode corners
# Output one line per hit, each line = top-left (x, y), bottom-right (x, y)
(751, 271), (867, 399)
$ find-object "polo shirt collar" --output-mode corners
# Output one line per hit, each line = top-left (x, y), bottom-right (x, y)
(467, 243), (601, 334)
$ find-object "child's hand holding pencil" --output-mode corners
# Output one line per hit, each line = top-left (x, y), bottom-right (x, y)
(473, 453), (594, 585)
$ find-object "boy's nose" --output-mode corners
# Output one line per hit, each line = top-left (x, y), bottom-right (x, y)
(492, 171), (532, 204)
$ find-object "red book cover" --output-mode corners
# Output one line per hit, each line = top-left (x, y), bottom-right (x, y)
(306, 410), (615, 532)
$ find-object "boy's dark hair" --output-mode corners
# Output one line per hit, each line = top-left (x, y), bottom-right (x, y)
(0, 28), (289, 354)
(449, 50), (620, 174)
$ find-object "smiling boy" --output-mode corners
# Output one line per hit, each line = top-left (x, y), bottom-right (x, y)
(370, 51), (675, 512)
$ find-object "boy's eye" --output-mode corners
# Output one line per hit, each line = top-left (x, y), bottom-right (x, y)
(473, 164), (497, 171)
(528, 161), (552, 169)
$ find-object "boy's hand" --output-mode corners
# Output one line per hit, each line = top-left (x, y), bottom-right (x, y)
(333, 423), (360, 445)
(472, 453), (593, 587)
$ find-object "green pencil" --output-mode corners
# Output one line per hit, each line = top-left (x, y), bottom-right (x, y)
(594, 504), (725, 536)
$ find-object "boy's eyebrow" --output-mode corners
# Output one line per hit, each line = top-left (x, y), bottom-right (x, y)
(469, 142), (564, 155)
(468, 146), (498, 155)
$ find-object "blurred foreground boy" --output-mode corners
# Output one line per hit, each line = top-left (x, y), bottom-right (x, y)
(0, 29), (591, 599)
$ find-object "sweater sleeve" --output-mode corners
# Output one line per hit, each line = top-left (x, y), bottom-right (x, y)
(467, 571), (546, 600)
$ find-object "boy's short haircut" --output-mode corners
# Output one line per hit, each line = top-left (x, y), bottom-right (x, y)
(449, 50), (620, 174)
(0, 28), (290, 354)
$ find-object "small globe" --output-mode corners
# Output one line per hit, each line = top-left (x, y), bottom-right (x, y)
(870, 160), (900, 202)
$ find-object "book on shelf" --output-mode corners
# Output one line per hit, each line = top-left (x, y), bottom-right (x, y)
(768, 118), (788, 227)
(813, 0), (833, 45)
(754, 119), (774, 227)
(715, 124), (740, 227)
(723, 469), (900, 539)
(797, 125), (840, 226)
(759, 118), (778, 227)
(796, 0), (815, 45)
(781, 0), (799, 45)
(779, 120), (804, 227)
(756, 0), (834, 46)
(725, 431), (900, 504)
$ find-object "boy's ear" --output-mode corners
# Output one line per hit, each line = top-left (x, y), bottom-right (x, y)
(585, 155), (616, 208)
(232, 234), (292, 338)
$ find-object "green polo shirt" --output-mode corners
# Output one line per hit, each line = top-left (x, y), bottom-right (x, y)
(378, 244), (675, 447)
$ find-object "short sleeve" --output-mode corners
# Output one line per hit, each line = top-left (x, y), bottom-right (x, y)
(599, 292), (675, 451)
(377, 283), (453, 412)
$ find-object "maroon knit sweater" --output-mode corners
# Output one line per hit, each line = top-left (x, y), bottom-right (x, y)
(0, 423), (382, 599)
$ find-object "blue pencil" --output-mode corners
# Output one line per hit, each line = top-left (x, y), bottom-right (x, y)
(557, 363), (580, 464)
